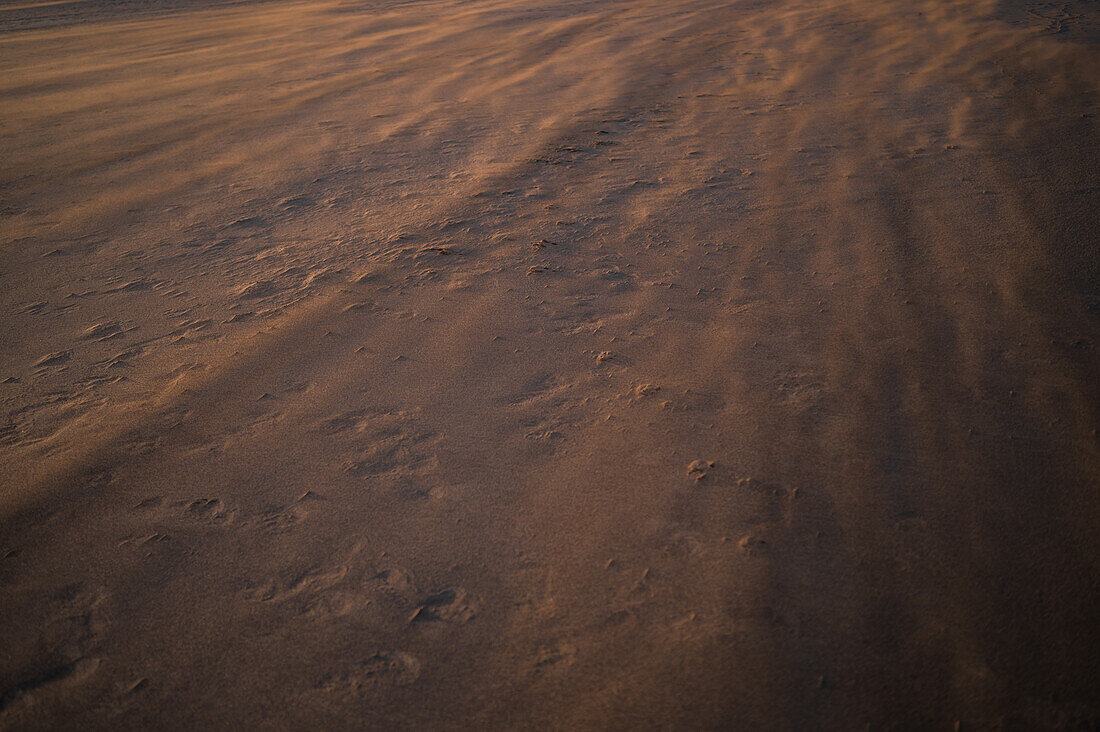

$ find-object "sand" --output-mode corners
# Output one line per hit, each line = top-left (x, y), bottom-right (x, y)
(1, 0), (1098, 727)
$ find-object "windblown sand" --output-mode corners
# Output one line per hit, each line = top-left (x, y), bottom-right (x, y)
(1, 0), (1098, 727)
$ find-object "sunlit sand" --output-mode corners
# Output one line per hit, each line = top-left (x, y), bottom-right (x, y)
(2, 0), (1098, 727)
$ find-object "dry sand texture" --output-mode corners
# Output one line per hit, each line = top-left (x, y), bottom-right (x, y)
(2, 0), (1099, 727)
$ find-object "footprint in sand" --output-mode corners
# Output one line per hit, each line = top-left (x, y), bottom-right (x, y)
(408, 588), (478, 625)
(255, 505), (308, 534)
(661, 531), (705, 559)
(132, 496), (237, 526)
(318, 652), (421, 698)
(737, 534), (769, 554)
(322, 409), (442, 482)
(253, 491), (326, 534)
(532, 641), (577, 672)
(308, 565), (430, 622)
(369, 567), (416, 597)
(248, 564), (349, 604)
(1, 585), (108, 715)
(293, 563), (411, 622)
(686, 459), (715, 481)
(735, 477), (790, 526)
(0, 658), (101, 715)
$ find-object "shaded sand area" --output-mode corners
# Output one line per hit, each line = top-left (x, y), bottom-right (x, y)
(2, 0), (1099, 727)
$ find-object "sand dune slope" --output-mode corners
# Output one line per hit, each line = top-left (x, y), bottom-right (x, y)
(1, 0), (1099, 727)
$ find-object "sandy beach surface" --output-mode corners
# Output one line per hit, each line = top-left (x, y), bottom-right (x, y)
(1, 0), (1098, 727)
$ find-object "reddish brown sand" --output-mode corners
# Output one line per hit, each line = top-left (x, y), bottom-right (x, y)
(2, 0), (1099, 728)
